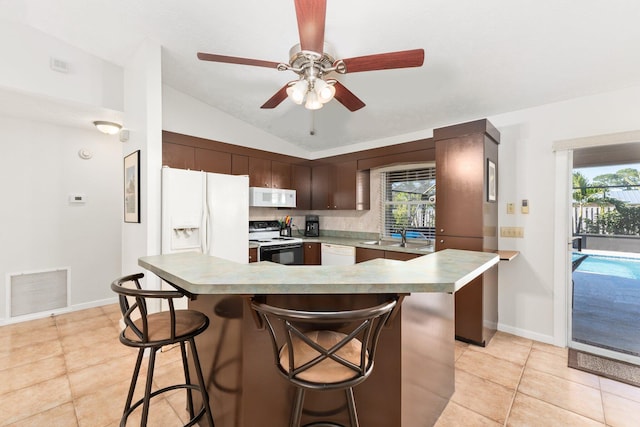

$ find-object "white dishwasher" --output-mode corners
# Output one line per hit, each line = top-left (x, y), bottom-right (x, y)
(321, 243), (356, 266)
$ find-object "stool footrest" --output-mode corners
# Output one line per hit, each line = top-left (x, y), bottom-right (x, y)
(303, 423), (345, 427)
(121, 383), (207, 427)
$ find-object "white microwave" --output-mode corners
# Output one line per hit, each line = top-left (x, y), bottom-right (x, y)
(249, 187), (297, 208)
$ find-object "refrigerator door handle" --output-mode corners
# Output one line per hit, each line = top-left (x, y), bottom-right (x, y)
(201, 172), (209, 254)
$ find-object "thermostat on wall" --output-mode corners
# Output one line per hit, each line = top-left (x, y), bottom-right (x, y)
(68, 194), (86, 204)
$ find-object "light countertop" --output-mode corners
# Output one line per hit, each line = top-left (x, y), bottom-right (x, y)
(139, 249), (498, 296)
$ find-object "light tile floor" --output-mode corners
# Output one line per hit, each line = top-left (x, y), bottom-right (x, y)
(1, 305), (639, 426)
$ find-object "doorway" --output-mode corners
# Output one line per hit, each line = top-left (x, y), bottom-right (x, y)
(569, 144), (640, 363)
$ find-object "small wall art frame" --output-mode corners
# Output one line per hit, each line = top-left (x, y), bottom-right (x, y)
(124, 150), (140, 223)
(487, 158), (497, 202)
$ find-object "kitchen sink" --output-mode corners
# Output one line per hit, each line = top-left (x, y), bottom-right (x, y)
(359, 240), (433, 251)
(360, 240), (386, 245)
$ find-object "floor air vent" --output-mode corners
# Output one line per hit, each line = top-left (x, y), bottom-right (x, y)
(8, 268), (69, 317)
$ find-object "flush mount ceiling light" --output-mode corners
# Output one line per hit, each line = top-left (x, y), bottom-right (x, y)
(93, 121), (122, 135)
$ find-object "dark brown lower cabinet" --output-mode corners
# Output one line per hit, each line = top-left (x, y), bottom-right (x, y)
(436, 236), (497, 346)
(355, 247), (385, 263)
(188, 292), (455, 427)
(355, 247), (421, 263)
(248, 247), (257, 263)
(385, 251), (420, 261)
(303, 242), (321, 265)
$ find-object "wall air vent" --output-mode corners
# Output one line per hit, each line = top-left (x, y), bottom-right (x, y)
(8, 268), (70, 318)
(50, 57), (70, 73)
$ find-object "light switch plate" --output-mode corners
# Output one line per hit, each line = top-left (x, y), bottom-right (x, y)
(500, 226), (524, 238)
(507, 203), (515, 214)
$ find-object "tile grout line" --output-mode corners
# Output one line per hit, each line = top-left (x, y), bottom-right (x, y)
(597, 376), (609, 427)
(54, 313), (82, 427)
(501, 343), (533, 426)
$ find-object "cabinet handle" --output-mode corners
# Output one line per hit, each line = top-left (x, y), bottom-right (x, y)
(439, 240), (444, 243)
(440, 229), (444, 233)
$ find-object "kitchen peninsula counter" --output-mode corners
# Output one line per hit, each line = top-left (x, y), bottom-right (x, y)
(138, 249), (498, 427)
(139, 248), (498, 296)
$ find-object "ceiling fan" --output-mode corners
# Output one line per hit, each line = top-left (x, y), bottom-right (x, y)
(197, 0), (424, 112)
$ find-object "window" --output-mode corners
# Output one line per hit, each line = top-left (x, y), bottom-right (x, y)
(381, 166), (436, 241)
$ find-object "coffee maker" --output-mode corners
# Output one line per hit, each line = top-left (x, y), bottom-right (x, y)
(304, 215), (319, 237)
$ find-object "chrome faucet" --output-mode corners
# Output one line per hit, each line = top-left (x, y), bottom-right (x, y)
(400, 228), (407, 247)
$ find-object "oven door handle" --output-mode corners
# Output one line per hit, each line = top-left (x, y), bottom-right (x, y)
(261, 244), (302, 252)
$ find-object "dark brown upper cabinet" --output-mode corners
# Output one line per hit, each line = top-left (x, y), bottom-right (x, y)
(194, 148), (231, 174)
(291, 164), (312, 210)
(311, 161), (370, 210)
(231, 154), (249, 176)
(271, 160), (291, 189)
(162, 142), (195, 170)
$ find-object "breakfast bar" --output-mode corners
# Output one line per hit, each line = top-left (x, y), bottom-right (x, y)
(139, 249), (498, 427)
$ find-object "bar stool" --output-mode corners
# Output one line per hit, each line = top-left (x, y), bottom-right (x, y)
(111, 273), (215, 427)
(250, 297), (397, 427)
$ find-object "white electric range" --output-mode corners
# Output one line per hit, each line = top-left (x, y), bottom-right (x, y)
(249, 221), (304, 264)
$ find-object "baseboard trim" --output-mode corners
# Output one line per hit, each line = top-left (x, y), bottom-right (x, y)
(0, 296), (118, 326)
(497, 323), (556, 345)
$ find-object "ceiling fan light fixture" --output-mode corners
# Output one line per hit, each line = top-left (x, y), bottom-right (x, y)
(304, 90), (323, 110)
(314, 78), (335, 103)
(286, 79), (308, 104)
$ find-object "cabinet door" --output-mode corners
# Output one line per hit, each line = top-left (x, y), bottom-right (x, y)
(311, 164), (333, 209)
(384, 250), (420, 261)
(195, 148), (232, 174)
(334, 161), (357, 210)
(303, 242), (321, 265)
(249, 157), (272, 187)
(435, 236), (483, 252)
(162, 143), (195, 169)
(355, 247), (385, 263)
(291, 164), (311, 210)
(271, 161), (291, 189)
(249, 247), (258, 263)
(232, 154), (249, 176)
(435, 136), (484, 237)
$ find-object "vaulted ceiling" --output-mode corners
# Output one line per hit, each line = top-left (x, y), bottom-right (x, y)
(4, 0), (640, 153)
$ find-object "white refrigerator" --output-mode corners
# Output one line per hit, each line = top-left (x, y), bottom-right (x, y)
(161, 167), (249, 306)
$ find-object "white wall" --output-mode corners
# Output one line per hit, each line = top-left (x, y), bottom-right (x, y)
(162, 85), (309, 159)
(0, 116), (122, 321)
(0, 21), (123, 113)
(121, 40), (163, 294)
(490, 85), (640, 344)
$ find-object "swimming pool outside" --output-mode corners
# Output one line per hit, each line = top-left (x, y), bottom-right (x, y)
(572, 251), (640, 280)
(571, 250), (640, 356)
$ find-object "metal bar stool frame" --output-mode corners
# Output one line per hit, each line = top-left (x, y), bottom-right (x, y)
(251, 297), (397, 427)
(111, 273), (215, 427)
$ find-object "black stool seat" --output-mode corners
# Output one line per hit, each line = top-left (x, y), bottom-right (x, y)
(251, 297), (397, 427)
(111, 273), (215, 427)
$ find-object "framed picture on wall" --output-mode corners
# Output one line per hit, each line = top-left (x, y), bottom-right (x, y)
(124, 150), (140, 223)
(487, 159), (497, 202)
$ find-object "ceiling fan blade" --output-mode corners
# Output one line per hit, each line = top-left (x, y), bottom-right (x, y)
(261, 84), (290, 109)
(340, 49), (425, 73)
(294, 0), (326, 53)
(197, 52), (280, 69)
(333, 81), (365, 112)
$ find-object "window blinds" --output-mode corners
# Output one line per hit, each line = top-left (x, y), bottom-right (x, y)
(381, 167), (436, 240)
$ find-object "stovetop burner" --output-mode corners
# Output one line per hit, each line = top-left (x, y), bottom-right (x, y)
(249, 220), (303, 247)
